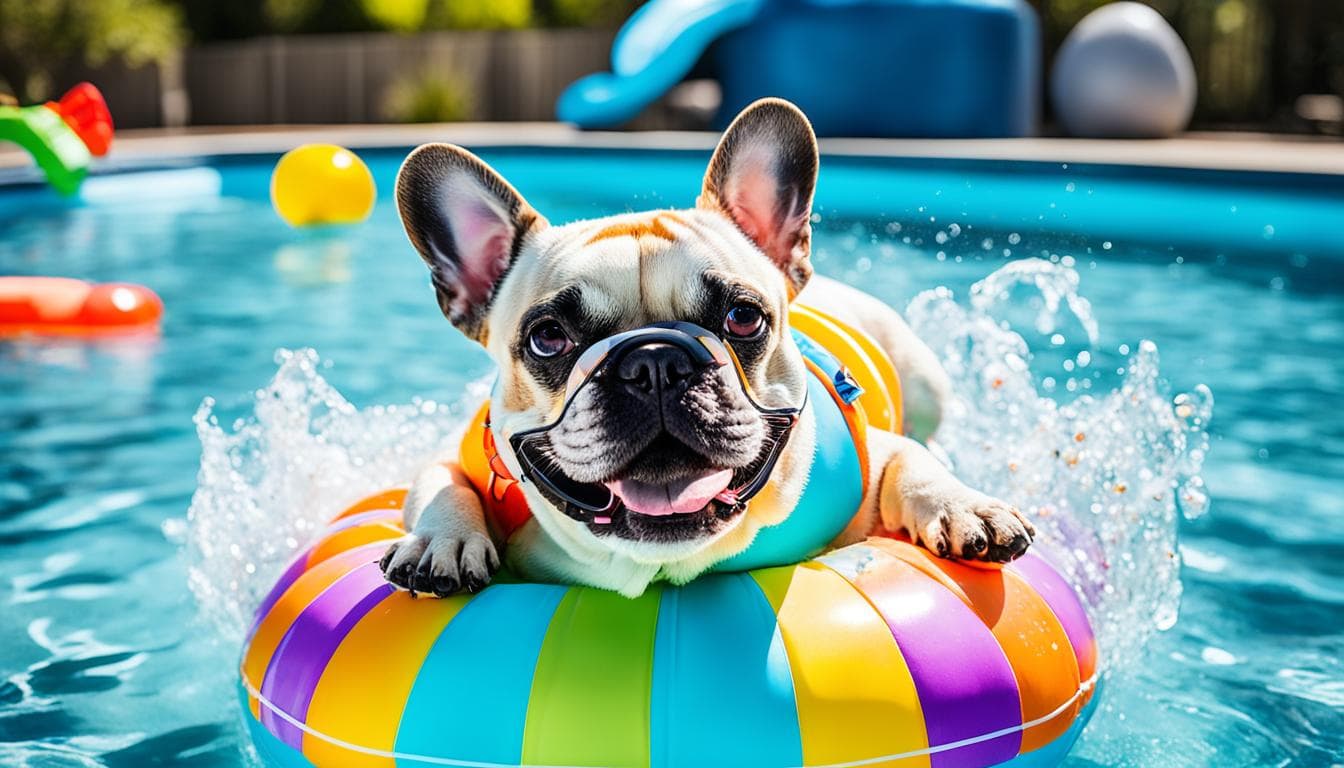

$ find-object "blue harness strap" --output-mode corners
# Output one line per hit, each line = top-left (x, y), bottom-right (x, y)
(712, 330), (867, 572)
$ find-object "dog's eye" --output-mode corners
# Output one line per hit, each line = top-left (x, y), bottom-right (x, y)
(723, 303), (765, 340)
(528, 321), (574, 358)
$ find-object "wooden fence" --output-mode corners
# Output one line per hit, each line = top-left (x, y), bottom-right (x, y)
(182, 28), (616, 125)
(92, 28), (622, 129)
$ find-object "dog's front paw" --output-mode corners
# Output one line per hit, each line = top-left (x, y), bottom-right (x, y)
(379, 531), (500, 597)
(915, 491), (1035, 563)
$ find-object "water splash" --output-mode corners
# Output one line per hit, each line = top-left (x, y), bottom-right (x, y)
(187, 259), (1211, 680)
(907, 258), (1212, 672)
(184, 349), (483, 641)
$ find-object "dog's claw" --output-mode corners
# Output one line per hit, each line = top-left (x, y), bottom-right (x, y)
(431, 574), (459, 598)
(379, 531), (497, 598)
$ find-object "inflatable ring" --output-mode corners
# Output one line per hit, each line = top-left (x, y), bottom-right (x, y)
(0, 277), (162, 337)
(241, 490), (1099, 768)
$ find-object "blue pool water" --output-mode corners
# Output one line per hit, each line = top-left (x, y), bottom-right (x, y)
(1, 148), (1341, 767)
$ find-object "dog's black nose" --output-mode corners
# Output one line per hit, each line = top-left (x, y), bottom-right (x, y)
(614, 342), (699, 399)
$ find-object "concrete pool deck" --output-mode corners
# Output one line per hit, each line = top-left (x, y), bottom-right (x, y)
(3, 123), (1344, 176)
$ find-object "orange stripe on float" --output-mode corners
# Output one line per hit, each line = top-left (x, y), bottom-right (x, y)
(767, 562), (929, 767)
(306, 519), (404, 568)
(331, 489), (407, 522)
(241, 543), (387, 720)
(866, 538), (1082, 752)
(802, 356), (871, 499)
(302, 591), (469, 766)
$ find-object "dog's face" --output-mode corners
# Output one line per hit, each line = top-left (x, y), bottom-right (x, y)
(398, 99), (819, 564)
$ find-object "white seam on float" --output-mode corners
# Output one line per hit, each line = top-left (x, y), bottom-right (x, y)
(240, 669), (1100, 768)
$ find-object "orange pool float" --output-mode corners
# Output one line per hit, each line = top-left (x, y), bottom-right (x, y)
(0, 277), (163, 337)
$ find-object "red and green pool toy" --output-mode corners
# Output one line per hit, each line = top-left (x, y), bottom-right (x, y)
(0, 83), (114, 195)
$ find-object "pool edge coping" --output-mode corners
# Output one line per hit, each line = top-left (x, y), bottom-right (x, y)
(3, 123), (1344, 178)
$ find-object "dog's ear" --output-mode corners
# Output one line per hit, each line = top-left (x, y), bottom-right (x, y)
(397, 143), (547, 341)
(698, 98), (819, 295)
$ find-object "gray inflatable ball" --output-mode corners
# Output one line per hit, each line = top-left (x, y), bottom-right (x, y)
(1051, 2), (1197, 138)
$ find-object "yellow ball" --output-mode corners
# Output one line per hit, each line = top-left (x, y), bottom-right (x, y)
(270, 144), (376, 227)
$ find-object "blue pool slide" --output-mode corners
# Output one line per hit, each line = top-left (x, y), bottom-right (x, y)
(557, 0), (1040, 138)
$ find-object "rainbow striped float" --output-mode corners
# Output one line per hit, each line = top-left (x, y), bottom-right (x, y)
(241, 490), (1099, 768)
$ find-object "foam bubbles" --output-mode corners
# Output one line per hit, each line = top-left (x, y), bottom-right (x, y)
(188, 260), (1211, 682)
(907, 257), (1211, 672)
(185, 349), (483, 641)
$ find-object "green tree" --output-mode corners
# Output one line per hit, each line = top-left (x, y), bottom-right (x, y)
(0, 0), (184, 102)
(424, 0), (531, 29)
(545, 0), (640, 27)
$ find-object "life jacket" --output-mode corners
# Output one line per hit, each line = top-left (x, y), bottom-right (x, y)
(457, 303), (903, 571)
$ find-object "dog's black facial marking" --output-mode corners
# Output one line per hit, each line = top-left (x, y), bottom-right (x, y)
(545, 356), (765, 485)
(698, 270), (773, 370)
(516, 284), (621, 392)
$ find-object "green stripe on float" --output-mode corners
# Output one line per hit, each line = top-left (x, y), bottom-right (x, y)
(521, 585), (662, 767)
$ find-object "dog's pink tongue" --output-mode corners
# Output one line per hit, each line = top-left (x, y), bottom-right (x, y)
(606, 469), (733, 516)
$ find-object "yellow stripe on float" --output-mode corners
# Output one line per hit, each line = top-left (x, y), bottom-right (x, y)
(795, 303), (904, 433)
(790, 304), (901, 433)
(303, 591), (469, 766)
(769, 562), (930, 767)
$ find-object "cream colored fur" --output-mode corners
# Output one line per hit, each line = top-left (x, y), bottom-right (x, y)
(381, 99), (1033, 598)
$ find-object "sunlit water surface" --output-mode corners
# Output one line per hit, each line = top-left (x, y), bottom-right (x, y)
(0, 150), (1340, 767)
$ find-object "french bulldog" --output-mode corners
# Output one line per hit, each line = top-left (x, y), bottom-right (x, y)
(381, 98), (1033, 598)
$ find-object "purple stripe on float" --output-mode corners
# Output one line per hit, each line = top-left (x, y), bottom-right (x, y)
(247, 512), (400, 634)
(1009, 553), (1098, 681)
(258, 561), (393, 749)
(821, 547), (1022, 768)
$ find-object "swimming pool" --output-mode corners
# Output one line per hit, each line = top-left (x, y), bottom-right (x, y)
(0, 144), (1341, 767)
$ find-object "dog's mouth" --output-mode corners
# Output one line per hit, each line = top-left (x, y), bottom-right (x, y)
(518, 419), (796, 544)
(605, 469), (735, 517)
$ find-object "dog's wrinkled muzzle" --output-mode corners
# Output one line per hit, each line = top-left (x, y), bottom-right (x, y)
(505, 321), (805, 524)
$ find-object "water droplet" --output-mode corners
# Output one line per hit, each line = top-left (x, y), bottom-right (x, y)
(1102, 241), (1113, 250)
(1008, 233), (1021, 245)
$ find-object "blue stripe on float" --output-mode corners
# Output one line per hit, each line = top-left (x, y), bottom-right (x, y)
(394, 583), (568, 766)
(238, 683), (316, 768)
(651, 573), (803, 768)
(987, 681), (1102, 768)
(714, 373), (864, 572)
